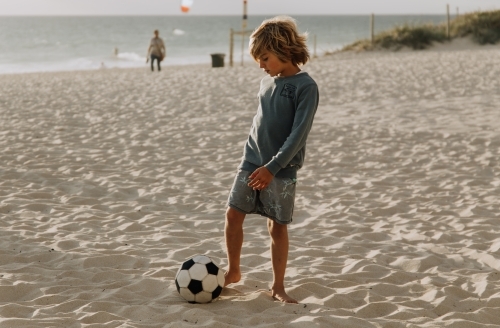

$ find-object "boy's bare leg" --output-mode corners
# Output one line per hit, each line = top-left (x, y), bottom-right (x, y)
(224, 207), (246, 286)
(267, 219), (298, 303)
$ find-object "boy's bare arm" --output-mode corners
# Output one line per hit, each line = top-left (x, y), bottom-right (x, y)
(248, 167), (273, 190)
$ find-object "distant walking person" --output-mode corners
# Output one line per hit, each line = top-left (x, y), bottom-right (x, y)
(147, 30), (166, 72)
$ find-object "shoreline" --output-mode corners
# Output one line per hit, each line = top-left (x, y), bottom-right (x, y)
(0, 60), (236, 77)
(2, 38), (499, 77)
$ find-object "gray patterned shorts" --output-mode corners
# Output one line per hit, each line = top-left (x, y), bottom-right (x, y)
(227, 170), (297, 225)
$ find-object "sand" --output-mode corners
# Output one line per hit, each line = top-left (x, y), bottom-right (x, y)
(1, 44), (500, 327)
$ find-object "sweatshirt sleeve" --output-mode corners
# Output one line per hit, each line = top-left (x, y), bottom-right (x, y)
(264, 83), (319, 175)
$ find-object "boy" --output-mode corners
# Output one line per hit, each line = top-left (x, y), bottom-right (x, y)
(224, 16), (319, 304)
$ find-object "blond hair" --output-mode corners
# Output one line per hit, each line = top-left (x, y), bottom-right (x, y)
(249, 16), (309, 66)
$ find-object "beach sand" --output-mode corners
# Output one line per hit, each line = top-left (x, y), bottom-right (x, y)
(1, 45), (500, 327)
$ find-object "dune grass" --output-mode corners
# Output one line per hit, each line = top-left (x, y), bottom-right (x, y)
(452, 10), (500, 44)
(342, 10), (500, 51)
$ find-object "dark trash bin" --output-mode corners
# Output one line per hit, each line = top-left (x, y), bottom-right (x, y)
(210, 53), (225, 67)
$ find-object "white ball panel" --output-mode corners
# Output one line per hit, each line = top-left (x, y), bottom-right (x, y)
(189, 263), (208, 281)
(195, 291), (213, 304)
(193, 255), (212, 264)
(176, 270), (191, 288)
(217, 269), (225, 287)
(202, 274), (218, 292)
(179, 287), (195, 302)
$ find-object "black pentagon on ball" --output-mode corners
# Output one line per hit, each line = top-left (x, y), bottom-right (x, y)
(212, 285), (223, 299)
(181, 259), (195, 270)
(206, 262), (219, 275)
(175, 279), (180, 293)
(187, 279), (203, 294)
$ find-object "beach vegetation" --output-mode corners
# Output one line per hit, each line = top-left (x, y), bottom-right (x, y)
(452, 10), (500, 45)
(341, 9), (500, 52)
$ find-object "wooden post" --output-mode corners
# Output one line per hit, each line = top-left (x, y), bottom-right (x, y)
(456, 7), (459, 18)
(446, 4), (450, 39)
(371, 13), (375, 45)
(229, 28), (234, 67)
(241, 0), (248, 66)
(313, 34), (317, 59)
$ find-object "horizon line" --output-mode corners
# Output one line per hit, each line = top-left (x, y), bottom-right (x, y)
(0, 13), (472, 17)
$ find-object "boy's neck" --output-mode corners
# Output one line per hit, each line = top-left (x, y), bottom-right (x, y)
(279, 65), (301, 78)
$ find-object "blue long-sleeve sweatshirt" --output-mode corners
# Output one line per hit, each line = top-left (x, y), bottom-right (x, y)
(239, 72), (319, 179)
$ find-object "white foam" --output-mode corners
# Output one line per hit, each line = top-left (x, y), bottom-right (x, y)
(116, 52), (144, 62)
(0, 53), (214, 74)
(173, 29), (186, 35)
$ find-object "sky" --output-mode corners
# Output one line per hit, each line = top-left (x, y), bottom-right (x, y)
(1, 0), (499, 16)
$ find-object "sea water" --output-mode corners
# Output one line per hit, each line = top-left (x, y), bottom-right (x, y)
(0, 15), (448, 74)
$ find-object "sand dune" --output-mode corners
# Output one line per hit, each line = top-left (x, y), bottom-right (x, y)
(0, 45), (500, 327)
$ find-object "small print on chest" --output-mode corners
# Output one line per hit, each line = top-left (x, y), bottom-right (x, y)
(280, 83), (297, 100)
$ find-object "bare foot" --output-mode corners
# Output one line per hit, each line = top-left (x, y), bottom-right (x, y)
(271, 288), (298, 304)
(224, 270), (241, 287)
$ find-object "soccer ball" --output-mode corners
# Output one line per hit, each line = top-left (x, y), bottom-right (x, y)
(175, 255), (225, 303)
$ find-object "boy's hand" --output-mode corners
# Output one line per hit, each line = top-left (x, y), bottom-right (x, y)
(248, 167), (273, 190)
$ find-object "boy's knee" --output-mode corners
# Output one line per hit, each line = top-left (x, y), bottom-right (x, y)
(226, 207), (245, 225)
(268, 219), (287, 236)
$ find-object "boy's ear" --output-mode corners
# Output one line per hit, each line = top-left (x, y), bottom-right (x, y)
(276, 50), (289, 63)
(283, 50), (293, 63)
(284, 56), (293, 64)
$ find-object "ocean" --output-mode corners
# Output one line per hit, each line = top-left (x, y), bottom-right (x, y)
(0, 15), (449, 74)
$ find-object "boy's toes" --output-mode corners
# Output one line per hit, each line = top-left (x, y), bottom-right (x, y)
(271, 289), (298, 304)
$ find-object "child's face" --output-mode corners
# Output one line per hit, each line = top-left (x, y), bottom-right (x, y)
(258, 51), (297, 77)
